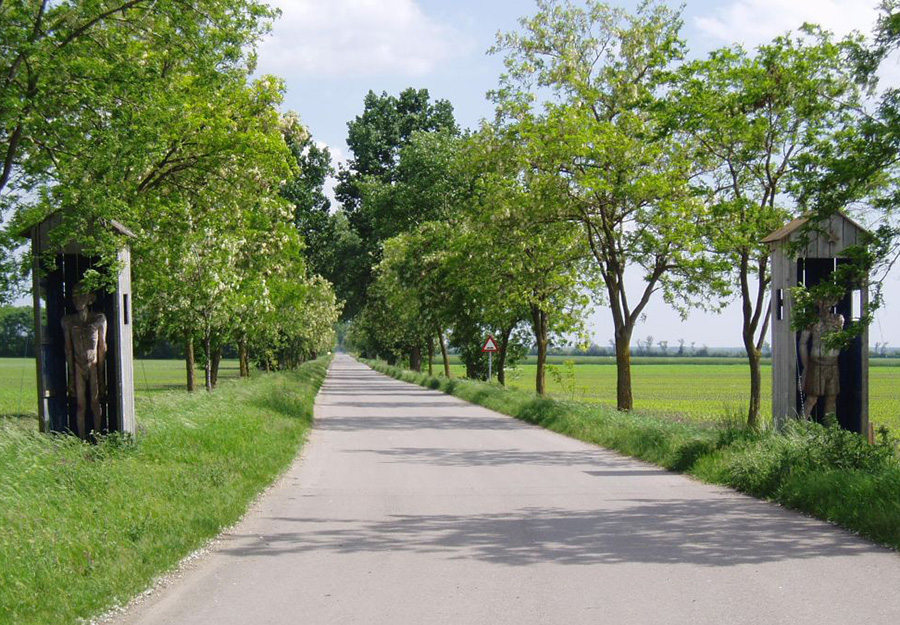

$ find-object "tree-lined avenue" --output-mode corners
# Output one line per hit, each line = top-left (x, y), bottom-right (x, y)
(110, 355), (900, 625)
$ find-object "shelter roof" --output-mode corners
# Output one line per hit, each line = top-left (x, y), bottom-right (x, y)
(18, 213), (136, 239)
(762, 211), (868, 244)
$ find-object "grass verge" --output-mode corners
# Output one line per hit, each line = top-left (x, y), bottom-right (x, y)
(365, 359), (900, 551)
(0, 356), (331, 625)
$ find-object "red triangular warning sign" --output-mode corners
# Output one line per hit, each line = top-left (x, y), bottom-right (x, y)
(482, 335), (499, 352)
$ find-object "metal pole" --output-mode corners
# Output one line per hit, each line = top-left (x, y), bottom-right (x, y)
(488, 351), (492, 381)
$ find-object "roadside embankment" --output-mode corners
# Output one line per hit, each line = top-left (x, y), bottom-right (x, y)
(0, 356), (330, 625)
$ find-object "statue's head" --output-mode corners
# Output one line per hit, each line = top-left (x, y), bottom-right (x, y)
(815, 295), (839, 317)
(72, 282), (96, 312)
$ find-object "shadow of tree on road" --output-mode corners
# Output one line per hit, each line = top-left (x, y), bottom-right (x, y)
(343, 446), (659, 469)
(219, 498), (883, 568)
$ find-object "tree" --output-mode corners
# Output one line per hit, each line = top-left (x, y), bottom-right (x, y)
(0, 306), (34, 357)
(281, 112), (339, 281)
(669, 31), (864, 427)
(131, 76), (297, 391)
(464, 124), (591, 394)
(759, 2), (900, 364)
(334, 88), (458, 318)
(1, 0), (277, 263)
(491, 0), (714, 409)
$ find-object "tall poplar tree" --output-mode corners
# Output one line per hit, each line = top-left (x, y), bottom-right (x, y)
(492, 0), (714, 410)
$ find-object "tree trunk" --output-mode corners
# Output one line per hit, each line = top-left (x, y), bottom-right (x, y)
(211, 346), (222, 389)
(740, 254), (771, 430)
(438, 330), (451, 378)
(497, 326), (512, 386)
(427, 336), (435, 376)
(409, 345), (422, 372)
(204, 334), (213, 392)
(746, 344), (763, 428)
(185, 332), (196, 392)
(531, 305), (549, 396)
(239, 337), (250, 378)
(614, 324), (634, 410)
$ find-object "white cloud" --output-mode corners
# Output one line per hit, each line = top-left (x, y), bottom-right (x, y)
(694, 0), (879, 49)
(257, 0), (472, 77)
(693, 0), (900, 88)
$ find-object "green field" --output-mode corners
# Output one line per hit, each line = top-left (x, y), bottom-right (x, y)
(445, 359), (900, 433)
(0, 359), (241, 427)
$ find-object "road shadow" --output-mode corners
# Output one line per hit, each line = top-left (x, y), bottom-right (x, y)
(326, 401), (464, 409)
(344, 446), (646, 469)
(219, 498), (885, 568)
(315, 414), (522, 431)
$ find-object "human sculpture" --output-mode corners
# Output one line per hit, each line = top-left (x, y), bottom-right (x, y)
(799, 297), (843, 419)
(61, 283), (107, 437)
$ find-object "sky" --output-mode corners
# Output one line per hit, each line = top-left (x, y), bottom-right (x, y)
(253, 0), (899, 348)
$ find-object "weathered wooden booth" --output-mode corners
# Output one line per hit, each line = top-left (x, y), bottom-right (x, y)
(763, 213), (868, 434)
(21, 214), (136, 436)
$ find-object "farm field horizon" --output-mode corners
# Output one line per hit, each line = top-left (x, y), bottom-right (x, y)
(444, 356), (900, 434)
(3, 356), (898, 435)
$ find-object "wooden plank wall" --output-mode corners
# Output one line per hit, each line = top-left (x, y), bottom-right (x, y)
(770, 242), (798, 428)
(115, 246), (135, 434)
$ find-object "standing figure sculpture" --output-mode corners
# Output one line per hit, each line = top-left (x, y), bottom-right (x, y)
(799, 297), (843, 420)
(61, 283), (108, 437)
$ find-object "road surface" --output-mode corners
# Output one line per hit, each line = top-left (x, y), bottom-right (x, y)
(110, 354), (900, 624)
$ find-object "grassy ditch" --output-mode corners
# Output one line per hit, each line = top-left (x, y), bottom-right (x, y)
(365, 359), (900, 551)
(0, 356), (330, 625)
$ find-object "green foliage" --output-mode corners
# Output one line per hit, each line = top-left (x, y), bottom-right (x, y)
(2, 0), (279, 274)
(0, 306), (34, 358)
(1, 2), (339, 381)
(334, 88), (458, 318)
(281, 111), (342, 283)
(0, 356), (330, 625)
(668, 28), (863, 426)
(490, 0), (714, 408)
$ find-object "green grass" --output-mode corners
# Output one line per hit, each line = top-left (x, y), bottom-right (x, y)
(442, 360), (900, 435)
(0, 358), (241, 426)
(0, 356), (330, 625)
(369, 359), (900, 551)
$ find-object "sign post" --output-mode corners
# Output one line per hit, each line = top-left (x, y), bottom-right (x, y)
(482, 335), (499, 381)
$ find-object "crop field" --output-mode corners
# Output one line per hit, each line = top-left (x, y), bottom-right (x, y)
(0, 358), (240, 428)
(446, 358), (900, 434)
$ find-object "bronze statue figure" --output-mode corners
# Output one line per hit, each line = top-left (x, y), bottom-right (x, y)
(61, 283), (108, 437)
(799, 297), (843, 420)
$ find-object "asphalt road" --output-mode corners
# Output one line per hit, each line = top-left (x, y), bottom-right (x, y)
(110, 354), (900, 625)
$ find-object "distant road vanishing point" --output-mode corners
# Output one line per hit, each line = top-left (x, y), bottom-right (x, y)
(111, 354), (900, 625)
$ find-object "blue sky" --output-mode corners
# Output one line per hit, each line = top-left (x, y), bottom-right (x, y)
(254, 0), (898, 348)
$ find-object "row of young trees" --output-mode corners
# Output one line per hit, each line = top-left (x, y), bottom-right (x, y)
(341, 0), (900, 427)
(0, 1), (340, 390)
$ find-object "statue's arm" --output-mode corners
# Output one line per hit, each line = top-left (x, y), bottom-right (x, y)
(98, 315), (108, 363)
(98, 316), (108, 395)
(799, 328), (811, 382)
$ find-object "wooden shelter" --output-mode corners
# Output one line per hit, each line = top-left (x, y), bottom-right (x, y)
(763, 212), (868, 434)
(21, 214), (136, 436)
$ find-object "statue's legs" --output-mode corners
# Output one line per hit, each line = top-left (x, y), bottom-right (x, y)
(88, 364), (103, 433)
(824, 393), (837, 419)
(74, 370), (88, 438)
(804, 394), (819, 419)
